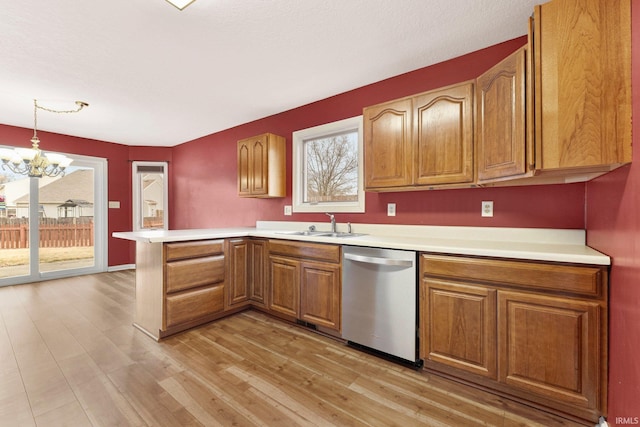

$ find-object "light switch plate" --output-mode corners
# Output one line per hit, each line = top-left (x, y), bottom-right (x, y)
(284, 205), (292, 216)
(387, 203), (396, 216)
(108, 201), (120, 209)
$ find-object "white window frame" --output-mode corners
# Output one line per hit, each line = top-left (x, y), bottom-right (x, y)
(292, 116), (365, 213)
(132, 161), (168, 231)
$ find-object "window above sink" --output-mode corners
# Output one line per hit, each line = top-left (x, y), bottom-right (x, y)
(292, 116), (365, 213)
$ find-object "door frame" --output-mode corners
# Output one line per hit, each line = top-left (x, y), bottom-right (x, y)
(0, 152), (108, 287)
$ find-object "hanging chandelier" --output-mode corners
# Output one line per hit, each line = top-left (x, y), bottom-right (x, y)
(0, 99), (88, 178)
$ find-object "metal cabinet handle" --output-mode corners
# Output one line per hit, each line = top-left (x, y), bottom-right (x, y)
(344, 253), (413, 267)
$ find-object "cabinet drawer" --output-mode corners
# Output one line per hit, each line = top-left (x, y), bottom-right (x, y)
(268, 240), (340, 263)
(166, 255), (225, 293)
(421, 254), (604, 297)
(165, 240), (224, 261)
(165, 284), (224, 328)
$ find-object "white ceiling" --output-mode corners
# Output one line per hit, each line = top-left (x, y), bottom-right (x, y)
(0, 0), (539, 147)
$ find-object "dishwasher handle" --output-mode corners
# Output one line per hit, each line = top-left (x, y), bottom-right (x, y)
(344, 252), (414, 267)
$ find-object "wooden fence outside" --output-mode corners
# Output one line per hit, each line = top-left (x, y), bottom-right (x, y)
(0, 218), (94, 249)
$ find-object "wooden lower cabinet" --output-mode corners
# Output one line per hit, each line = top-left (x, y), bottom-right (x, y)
(267, 240), (342, 333)
(166, 284), (224, 328)
(162, 240), (226, 335)
(269, 255), (300, 318)
(420, 253), (608, 423)
(422, 280), (497, 379)
(227, 239), (251, 309)
(300, 260), (341, 330)
(498, 291), (602, 410)
(228, 238), (268, 310)
(248, 239), (267, 307)
(133, 239), (228, 340)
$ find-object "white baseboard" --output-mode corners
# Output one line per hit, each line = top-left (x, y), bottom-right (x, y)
(108, 264), (135, 272)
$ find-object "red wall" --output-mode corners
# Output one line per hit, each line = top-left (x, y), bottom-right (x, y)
(585, 0), (640, 422)
(171, 36), (586, 231)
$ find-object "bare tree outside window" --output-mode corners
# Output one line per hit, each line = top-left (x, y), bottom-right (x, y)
(303, 131), (358, 204)
(292, 116), (364, 213)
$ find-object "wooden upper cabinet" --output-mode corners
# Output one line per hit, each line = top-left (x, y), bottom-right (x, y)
(237, 133), (286, 198)
(476, 47), (527, 183)
(414, 82), (474, 186)
(363, 82), (474, 191)
(533, 0), (631, 172)
(364, 98), (413, 189)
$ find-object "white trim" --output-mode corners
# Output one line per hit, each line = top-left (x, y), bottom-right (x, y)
(108, 264), (136, 272)
(132, 161), (169, 231)
(0, 152), (108, 286)
(292, 116), (365, 213)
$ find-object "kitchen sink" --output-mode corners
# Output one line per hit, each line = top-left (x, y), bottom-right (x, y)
(278, 230), (329, 236)
(277, 231), (366, 238)
(320, 232), (367, 238)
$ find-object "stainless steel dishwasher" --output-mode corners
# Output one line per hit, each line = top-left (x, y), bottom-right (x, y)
(342, 245), (418, 363)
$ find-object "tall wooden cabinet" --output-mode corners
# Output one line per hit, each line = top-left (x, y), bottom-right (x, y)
(237, 133), (286, 198)
(420, 253), (608, 423)
(532, 0), (631, 174)
(364, 81), (474, 191)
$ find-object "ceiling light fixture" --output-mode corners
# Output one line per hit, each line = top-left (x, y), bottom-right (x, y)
(165, 0), (196, 10)
(0, 99), (88, 178)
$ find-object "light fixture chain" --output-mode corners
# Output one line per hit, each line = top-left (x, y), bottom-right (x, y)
(0, 98), (88, 178)
(35, 100), (88, 115)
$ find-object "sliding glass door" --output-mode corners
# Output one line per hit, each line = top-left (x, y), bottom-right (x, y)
(0, 148), (107, 286)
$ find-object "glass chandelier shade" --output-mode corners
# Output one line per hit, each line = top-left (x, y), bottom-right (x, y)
(0, 99), (87, 178)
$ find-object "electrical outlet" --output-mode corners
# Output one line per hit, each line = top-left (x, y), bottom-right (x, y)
(481, 201), (494, 217)
(284, 205), (292, 216)
(387, 203), (396, 217)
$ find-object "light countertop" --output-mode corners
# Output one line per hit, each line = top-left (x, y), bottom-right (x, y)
(112, 222), (610, 266)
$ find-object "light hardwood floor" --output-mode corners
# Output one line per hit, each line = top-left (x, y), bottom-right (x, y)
(0, 271), (586, 426)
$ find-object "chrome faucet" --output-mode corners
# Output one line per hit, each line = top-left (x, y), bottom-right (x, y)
(326, 213), (336, 233)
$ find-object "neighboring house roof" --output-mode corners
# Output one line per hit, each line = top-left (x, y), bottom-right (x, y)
(14, 170), (93, 205)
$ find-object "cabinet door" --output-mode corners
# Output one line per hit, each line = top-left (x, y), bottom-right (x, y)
(363, 98), (413, 189)
(300, 261), (341, 331)
(268, 255), (300, 318)
(476, 47), (527, 182)
(414, 82), (474, 186)
(227, 239), (250, 308)
(421, 278), (497, 379)
(237, 134), (269, 197)
(237, 139), (252, 196)
(533, 0), (631, 170)
(249, 135), (269, 195)
(498, 291), (603, 412)
(249, 239), (267, 307)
